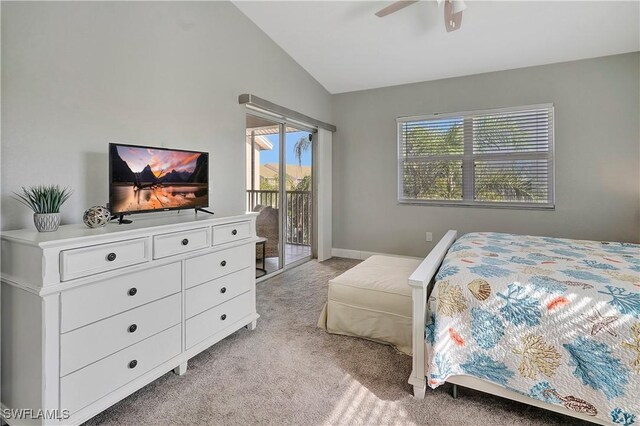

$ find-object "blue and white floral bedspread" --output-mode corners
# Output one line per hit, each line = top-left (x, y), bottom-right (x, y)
(426, 232), (639, 425)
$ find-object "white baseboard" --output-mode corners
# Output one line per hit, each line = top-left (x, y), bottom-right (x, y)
(330, 248), (364, 259)
(331, 248), (421, 261)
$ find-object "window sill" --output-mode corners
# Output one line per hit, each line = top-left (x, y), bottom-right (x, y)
(397, 199), (555, 210)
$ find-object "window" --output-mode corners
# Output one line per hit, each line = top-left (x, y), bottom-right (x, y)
(397, 104), (554, 208)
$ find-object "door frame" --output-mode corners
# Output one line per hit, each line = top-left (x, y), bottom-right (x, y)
(246, 108), (317, 274)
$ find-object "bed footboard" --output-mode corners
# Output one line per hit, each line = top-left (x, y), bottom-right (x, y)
(408, 230), (457, 399)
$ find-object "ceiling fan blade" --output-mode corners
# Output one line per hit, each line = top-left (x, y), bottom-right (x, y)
(451, 0), (466, 14)
(444, 0), (463, 32)
(375, 1), (419, 18)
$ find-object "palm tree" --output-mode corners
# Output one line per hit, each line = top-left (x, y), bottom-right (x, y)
(473, 116), (542, 202)
(291, 135), (312, 245)
(293, 135), (311, 166)
(403, 122), (463, 200)
(404, 118), (541, 202)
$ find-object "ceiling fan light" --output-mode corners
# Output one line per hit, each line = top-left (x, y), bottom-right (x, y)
(451, 0), (467, 14)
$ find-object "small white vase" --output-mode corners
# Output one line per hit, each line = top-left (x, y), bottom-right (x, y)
(34, 213), (61, 232)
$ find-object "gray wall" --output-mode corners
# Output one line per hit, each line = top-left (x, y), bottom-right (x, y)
(1, 1), (332, 230)
(332, 53), (640, 256)
(3, 4), (639, 252)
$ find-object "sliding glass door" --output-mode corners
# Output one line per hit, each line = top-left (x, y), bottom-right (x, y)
(246, 114), (283, 276)
(284, 125), (313, 267)
(246, 113), (315, 278)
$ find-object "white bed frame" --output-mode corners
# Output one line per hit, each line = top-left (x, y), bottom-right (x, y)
(408, 230), (607, 425)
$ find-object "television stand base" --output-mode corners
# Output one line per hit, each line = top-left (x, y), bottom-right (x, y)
(111, 214), (133, 225)
(195, 207), (214, 215)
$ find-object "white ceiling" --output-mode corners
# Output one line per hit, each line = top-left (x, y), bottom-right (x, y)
(234, 1), (640, 94)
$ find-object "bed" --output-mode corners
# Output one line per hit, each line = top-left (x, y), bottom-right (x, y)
(409, 231), (639, 425)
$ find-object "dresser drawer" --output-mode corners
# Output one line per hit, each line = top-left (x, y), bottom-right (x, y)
(61, 324), (181, 414)
(185, 244), (252, 288)
(61, 262), (181, 333)
(60, 238), (149, 281)
(212, 221), (251, 246)
(186, 268), (252, 319)
(60, 293), (181, 376)
(186, 291), (253, 349)
(153, 227), (209, 259)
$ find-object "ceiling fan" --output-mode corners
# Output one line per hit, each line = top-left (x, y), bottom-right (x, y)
(375, 0), (467, 32)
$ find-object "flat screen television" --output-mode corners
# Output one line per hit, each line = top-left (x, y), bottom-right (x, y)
(109, 143), (209, 216)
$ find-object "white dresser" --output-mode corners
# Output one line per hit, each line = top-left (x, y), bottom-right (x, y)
(0, 213), (259, 425)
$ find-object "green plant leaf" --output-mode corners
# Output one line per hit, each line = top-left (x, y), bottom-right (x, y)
(12, 185), (73, 213)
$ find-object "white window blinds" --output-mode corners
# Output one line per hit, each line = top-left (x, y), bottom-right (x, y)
(398, 104), (554, 208)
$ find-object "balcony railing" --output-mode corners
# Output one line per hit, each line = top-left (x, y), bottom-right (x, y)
(247, 189), (312, 246)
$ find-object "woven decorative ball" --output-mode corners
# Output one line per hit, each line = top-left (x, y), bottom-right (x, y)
(83, 206), (111, 228)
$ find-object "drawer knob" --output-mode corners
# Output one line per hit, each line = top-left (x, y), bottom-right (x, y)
(221, 314), (227, 321)
(231, 229), (238, 236)
(128, 287), (138, 296)
(220, 260), (227, 267)
(220, 287), (227, 294)
(129, 360), (138, 369)
(128, 324), (138, 333)
(106, 252), (117, 262)
(181, 238), (189, 246)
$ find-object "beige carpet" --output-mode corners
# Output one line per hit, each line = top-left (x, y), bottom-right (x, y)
(85, 258), (587, 426)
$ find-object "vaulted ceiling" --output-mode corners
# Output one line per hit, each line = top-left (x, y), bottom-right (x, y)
(234, 1), (640, 94)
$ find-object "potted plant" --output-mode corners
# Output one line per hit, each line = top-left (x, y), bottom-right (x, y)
(13, 185), (73, 232)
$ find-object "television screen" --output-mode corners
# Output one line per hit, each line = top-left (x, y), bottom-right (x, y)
(109, 143), (209, 215)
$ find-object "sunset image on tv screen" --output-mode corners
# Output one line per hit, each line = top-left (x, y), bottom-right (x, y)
(110, 144), (208, 213)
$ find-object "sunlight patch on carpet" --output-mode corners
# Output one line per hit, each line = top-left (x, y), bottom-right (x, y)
(324, 374), (416, 425)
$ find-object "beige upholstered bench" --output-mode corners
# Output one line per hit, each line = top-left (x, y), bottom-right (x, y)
(318, 255), (421, 355)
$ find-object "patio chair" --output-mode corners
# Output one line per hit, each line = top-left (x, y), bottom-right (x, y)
(253, 205), (279, 259)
